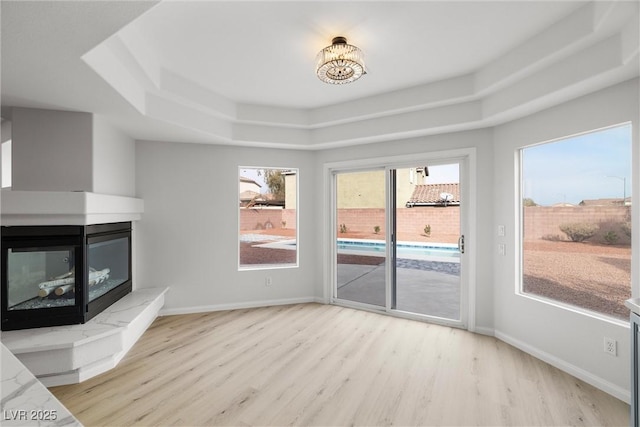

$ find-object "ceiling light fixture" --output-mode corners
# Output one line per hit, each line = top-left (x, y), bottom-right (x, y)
(316, 36), (366, 85)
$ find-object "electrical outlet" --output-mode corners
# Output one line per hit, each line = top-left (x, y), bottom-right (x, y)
(498, 225), (505, 237)
(498, 244), (506, 256)
(265, 277), (272, 287)
(604, 337), (617, 356)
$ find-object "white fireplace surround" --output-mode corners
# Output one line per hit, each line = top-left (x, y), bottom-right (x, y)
(1, 190), (144, 226)
(1, 188), (158, 388)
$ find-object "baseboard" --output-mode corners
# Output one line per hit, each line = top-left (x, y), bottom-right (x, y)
(159, 296), (322, 316)
(494, 330), (630, 404)
(472, 326), (495, 336)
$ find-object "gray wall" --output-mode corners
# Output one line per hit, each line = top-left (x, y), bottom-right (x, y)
(135, 141), (317, 312)
(8, 108), (136, 196)
(11, 108), (93, 192)
(492, 78), (639, 400)
(130, 79), (637, 402)
(92, 115), (136, 196)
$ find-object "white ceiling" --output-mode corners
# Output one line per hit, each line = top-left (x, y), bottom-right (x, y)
(2, 1), (638, 148)
(128, 1), (583, 109)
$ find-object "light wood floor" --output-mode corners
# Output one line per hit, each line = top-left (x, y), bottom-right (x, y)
(50, 303), (629, 426)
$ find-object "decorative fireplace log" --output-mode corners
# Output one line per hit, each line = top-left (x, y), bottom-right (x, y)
(89, 268), (110, 286)
(37, 268), (110, 292)
(38, 277), (75, 290)
(38, 287), (53, 298)
(54, 284), (75, 296)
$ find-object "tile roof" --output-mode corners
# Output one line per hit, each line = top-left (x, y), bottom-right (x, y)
(240, 176), (261, 187)
(407, 183), (460, 206)
(239, 190), (261, 201)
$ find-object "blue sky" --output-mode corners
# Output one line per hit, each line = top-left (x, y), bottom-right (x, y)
(240, 167), (294, 194)
(240, 167), (266, 191)
(522, 124), (632, 206)
(426, 164), (459, 184)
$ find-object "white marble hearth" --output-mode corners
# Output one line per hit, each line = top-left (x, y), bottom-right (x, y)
(1, 287), (168, 387)
(1, 344), (81, 426)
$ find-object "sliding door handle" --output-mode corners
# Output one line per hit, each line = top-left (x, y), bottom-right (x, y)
(458, 235), (465, 254)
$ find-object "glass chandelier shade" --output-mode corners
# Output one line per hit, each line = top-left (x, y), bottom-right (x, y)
(316, 37), (366, 84)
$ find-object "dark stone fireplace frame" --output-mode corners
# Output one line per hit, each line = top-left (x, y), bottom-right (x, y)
(1, 222), (132, 331)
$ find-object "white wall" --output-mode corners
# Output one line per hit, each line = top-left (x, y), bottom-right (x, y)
(1, 120), (11, 188)
(92, 115), (136, 197)
(2, 140), (11, 188)
(315, 129), (495, 331)
(135, 140), (317, 312)
(492, 78), (639, 402)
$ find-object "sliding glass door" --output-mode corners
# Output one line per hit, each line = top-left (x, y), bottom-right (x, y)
(391, 165), (461, 320)
(335, 169), (386, 307)
(333, 161), (463, 324)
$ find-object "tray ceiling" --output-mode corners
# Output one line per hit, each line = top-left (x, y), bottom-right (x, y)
(2, 1), (638, 149)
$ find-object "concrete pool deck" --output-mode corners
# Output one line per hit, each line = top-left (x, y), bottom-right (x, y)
(337, 261), (461, 320)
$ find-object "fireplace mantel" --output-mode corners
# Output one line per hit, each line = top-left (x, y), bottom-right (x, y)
(1, 190), (144, 226)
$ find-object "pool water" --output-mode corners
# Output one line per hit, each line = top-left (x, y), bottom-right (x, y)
(337, 239), (460, 259)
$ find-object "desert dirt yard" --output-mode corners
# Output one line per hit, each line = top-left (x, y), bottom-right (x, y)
(523, 240), (631, 320)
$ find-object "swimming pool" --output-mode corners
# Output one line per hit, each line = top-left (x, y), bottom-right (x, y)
(337, 239), (460, 261)
(254, 238), (460, 263)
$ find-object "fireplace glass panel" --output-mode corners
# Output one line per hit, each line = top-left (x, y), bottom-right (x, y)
(87, 237), (129, 303)
(7, 247), (76, 310)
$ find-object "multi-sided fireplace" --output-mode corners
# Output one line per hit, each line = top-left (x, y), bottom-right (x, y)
(1, 222), (132, 331)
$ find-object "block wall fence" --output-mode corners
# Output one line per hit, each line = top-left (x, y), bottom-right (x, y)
(336, 207), (460, 238)
(239, 207), (459, 237)
(523, 206), (631, 243)
(241, 206), (631, 244)
(240, 208), (296, 231)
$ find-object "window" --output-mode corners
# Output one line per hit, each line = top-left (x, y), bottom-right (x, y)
(520, 124), (632, 320)
(238, 167), (298, 270)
